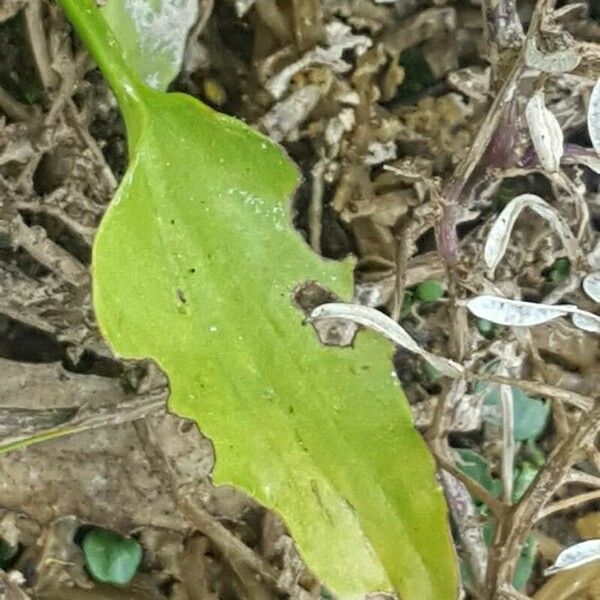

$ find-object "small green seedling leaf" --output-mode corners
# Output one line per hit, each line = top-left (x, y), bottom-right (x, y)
(400, 290), (414, 318)
(484, 386), (550, 441)
(457, 449), (501, 498)
(476, 318), (495, 336)
(523, 440), (546, 468)
(476, 318), (503, 338)
(416, 280), (445, 303)
(544, 257), (570, 283)
(513, 536), (536, 590)
(512, 461), (539, 503)
(56, 2), (458, 598)
(82, 529), (142, 585)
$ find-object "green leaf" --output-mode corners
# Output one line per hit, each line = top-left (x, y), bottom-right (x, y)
(512, 461), (539, 503)
(476, 318), (502, 338)
(415, 280), (445, 303)
(56, 2), (458, 598)
(513, 535), (536, 590)
(545, 257), (570, 283)
(82, 529), (142, 585)
(101, 0), (197, 91)
(457, 449), (501, 497)
(484, 386), (550, 441)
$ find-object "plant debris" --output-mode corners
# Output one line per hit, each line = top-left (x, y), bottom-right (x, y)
(1, 0), (600, 598)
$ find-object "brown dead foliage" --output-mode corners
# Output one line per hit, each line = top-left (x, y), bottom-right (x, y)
(1, 0), (600, 599)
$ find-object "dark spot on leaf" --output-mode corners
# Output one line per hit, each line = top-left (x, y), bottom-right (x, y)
(176, 289), (187, 304)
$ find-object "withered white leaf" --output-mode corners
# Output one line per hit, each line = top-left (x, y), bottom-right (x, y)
(583, 272), (600, 303)
(545, 540), (600, 575)
(484, 193), (577, 272)
(466, 296), (571, 327)
(566, 149), (600, 173)
(525, 90), (564, 172)
(467, 296), (600, 334)
(588, 78), (600, 154)
(571, 311), (600, 333)
(261, 85), (323, 142)
(309, 303), (464, 377)
(266, 21), (371, 99)
(524, 39), (580, 74)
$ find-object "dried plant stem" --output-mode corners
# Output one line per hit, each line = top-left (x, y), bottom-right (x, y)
(0, 393), (165, 451)
(436, 454), (507, 516)
(136, 420), (307, 600)
(439, 0), (555, 263)
(391, 224), (411, 321)
(25, 0), (59, 91)
(0, 86), (32, 121)
(471, 373), (593, 412)
(537, 489), (600, 520)
(309, 157), (325, 254)
(564, 469), (600, 488)
(500, 383), (515, 504)
(485, 404), (600, 596)
(440, 471), (488, 586)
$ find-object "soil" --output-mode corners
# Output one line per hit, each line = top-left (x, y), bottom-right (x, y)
(1, 0), (600, 599)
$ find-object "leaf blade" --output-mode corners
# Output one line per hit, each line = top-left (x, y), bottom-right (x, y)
(92, 90), (458, 599)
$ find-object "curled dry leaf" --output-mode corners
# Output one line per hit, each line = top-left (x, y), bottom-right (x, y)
(571, 312), (600, 334)
(466, 296), (600, 333)
(309, 303), (464, 377)
(266, 21), (371, 99)
(484, 194), (577, 272)
(545, 540), (600, 575)
(261, 85), (323, 141)
(588, 79), (600, 154)
(467, 296), (571, 327)
(524, 39), (580, 74)
(525, 91), (564, 172)
(583, 272), (600, 303)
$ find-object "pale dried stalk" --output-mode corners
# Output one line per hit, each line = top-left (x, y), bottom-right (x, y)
(485, 405), (600, 595)
(537, 490), (600, 520)
(500, 383), (515, 504)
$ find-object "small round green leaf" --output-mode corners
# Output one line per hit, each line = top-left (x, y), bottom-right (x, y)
(512, 462), (539, 503)
(545, 257), (570, 283)
(476, 318), (501, 338)
(416, 280), (445, 302)
(483, 386), (550, 441)
(457, 449), (500, 497)
(82, 528), (142, 585)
